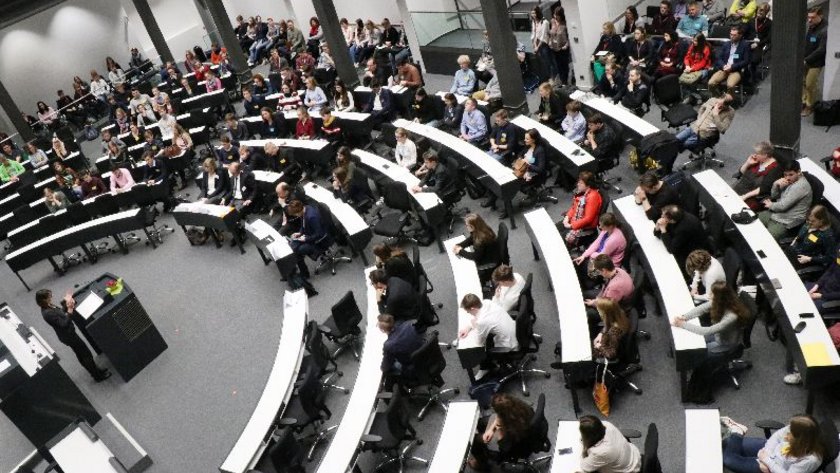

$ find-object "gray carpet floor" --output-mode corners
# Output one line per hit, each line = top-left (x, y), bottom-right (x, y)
(1, 68), (839, 473)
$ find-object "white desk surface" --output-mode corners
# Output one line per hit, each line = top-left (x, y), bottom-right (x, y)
(393, 119), (517, 186)
(613, 196), (706, 352)
(302, 182), (370, 237)
(277, 110), (371, 122)
(238, 138), (330, 151)
(181, 88), (226, 104)
(49, 426), (120, 473)
(0, 306), (53, 376)
(685, 409), (723, 473)
(570, 91), (659, 137)
(524, 208), (591, 363)
(220, 290), (307, 473)
(434, 91), (488, 107)
(352, 149), (442, 212)
(444, 236), (484, 350)
(251, 170), (283, 184)
(800, 158), (840, 208)
(550, 421), (583, 473)
(316, 267), (385, 473)
(355, 84), (408, 94)
(511, 115), (595, 168)
(172, 202), (233, 218)
(427, 401), (480, 473)
(244, 219), (293, 262)
(693, 170), (840, 367)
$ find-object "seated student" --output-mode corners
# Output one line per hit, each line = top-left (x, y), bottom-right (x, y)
(654, 204), (711, 274)
(459, 294), (517, 350)
(577, 415), (642, 473)
(452, 213), (501, 273)
(113, 107), (131, 134)
(733, 141), (782, 211)
(676, 93), (735, 152)
(142, 151), (168, 184)
(744, 3), (772, 68)
(653, 30), (682, 79)
(377, 313), (423, 376)
(491, 264), (526, 312)
(612, 66), (650, 115)
(335, 146), (357, 182)
(584, 254), (634, 338)
(672, 281), (751, 403)
(331, 165), (366, 206)
(439, 92), (464, 134)
(575, 213), (628, 287)
(680, 33), (712, 85)
(634, 171), (681, 221)
(269, 182), (304, 236)
(54, 161), (80, 199)
(1, 142), (23, 163)
(100, 129), (126, 155)
(372, 243), (417, 287)
(450, 55), (477, 96)
(79, 169), (107, 198)
(224, 113), (249, 143)
(787, 205), (836, 271)
(758, 160), (813, 240)
(472, 68), (501, 103)
(157, 110), (177, 138)
(251, 73), (276, 97)
(204, 69), (223, 93)
(135, 104), (157, 128)
(625, 28), (654, 73)
(319, 107), (342, 144)
(723, 415), (824, 473)
(560, 171), (603, 248)
(106, 140), (130, 168)
(394, 127), (417, 169)
(593, 63), (624, 100)
(287, 199), (329, 280)
(215, 136), (240, 168)
(142, 129), (164, 157)
(535, 85), (565, 131)
(276, 82), (302, 111)
(241, 88), (265, 116)
(650, 1), (678, 37)
(332, 79), (355, 112)
(561, 100), (587, 143)
(514, 128), (548, 203)
(362, 58), (388, 88)
(199, 158), (230, 205)
(686, 249), (726, 302)
(179, 77), (198, 98)
(487, 109), (518, 163)
(590, 22), (625, 65)
(726, 0), (757, 24)
(410, 88), (439, 127)
(25, 142), (49, 169)
(258, 142), (290, 173)
(459, 98), (488, 145)
(468, 393), (534, 471)
(702, 0), (728, 23)
(303, 77), (327, 113)
(412, 151), (453, 195)
(581, 113), (618, 164)
(395, 58), (422, 91)
(259, 106), (287, 138)
(124, 123), (145, 147)
(707, 25), (750, 96)
(677, 1), (709, 38)
(295, 107), (315, 140)
(109, 166), (135, 194)
(361, 80), (395, 127)
(44, 187), (71, 213)
(370, 269), (419, 322)
(806, 247), (840, 317)
(592, 298), (631, 360)
(222, 161), (256, 219)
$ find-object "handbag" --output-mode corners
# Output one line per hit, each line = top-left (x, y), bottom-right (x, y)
(592, 361), (610, 416)
(512, 158), (528, 178)
(731, 208), (758, 225)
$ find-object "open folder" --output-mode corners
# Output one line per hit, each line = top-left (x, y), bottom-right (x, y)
(75, 292), (104, 320)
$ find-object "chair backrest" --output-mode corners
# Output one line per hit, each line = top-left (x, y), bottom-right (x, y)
(802, 171), (824, 207)
(384, 387), (412, 441)
(313, 201), (338, 247)
(642, 423), (662, 473)
(40, 212), (70, 236)
(298, 364), (328, 422)
(525, 393), (551, 454)
(382, 180), (413, 212)
(330, 291), (363, 336)
(514, 296), (539, 354)
(497, 222), (510, 266)
(819, 418), (840, 471)
(410, 331), (446, 384)
(737, 290), (759, 349)
(413, 277), (439, 329)
(65, 201), (91, 226)
(598, 190), (611, 216)
(269, 428), (305, 473)
(722, 247), (743, 291)
(617, 309), (641, 365)
(305, 320), (332, 372)
(653, 75), (682, 107)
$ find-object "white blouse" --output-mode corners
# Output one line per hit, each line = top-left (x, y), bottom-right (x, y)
(395, 139), (417, 169)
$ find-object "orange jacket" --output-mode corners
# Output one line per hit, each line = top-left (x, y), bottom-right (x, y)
(566, 188), (602, 230)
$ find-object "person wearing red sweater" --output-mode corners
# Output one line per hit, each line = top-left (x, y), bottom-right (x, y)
(559, 171), (603, 247)
(680, 33), (712, 85)
(295, 107), (315, 140)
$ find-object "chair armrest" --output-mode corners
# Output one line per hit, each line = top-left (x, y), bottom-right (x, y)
(796, 266), (825, 277)
(820, 156), (832, 163)
(620, 429), (642, 440)
(318, 324), (332, 335)
(376, 391), (394, 400)
(731, 171), (742, 180)
(488, 347), (515, 355)
(361, 434), (383, 443)
(755, 419), (785, 438)
(278, 417), (297, 426)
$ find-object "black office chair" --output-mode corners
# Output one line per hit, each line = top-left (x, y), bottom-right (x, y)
(371, 181), (416, 245)
(595, 307), (643, 396)
(653, 74), (698, 129)
(477, 222), (509, 284)
(622, 423), (663, 473)
(134, 182), (174, 245)
(264, 427), (305, 473)
(320, 291), (364, 360)
(753, 418), (839, 473)
(722, 247), (744, 290)
(277, 364), (337, 462)
(499, 393), (552, 472)
(490, 294), (550, 396)
(312, 201), (353, 276)
(595, 125), (624, 193)
(681, 132), (723, 170)
(412, 275), (440, 333)
(402, 331), (459, 420)
(361, 387), (428, 473)
(441, 156), (470, 234)
(301, 320), (349, 394)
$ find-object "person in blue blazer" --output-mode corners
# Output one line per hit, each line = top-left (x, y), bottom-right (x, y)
(708, 25), (751, 96)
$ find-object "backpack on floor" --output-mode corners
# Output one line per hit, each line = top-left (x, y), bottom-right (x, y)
(813, 100), (840, 130)
(631, 130), (680, 174)
(84, 124), (99, 141)
(468, 375), (501, 410)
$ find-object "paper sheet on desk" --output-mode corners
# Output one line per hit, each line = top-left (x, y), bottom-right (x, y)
(75, 292), (104, 320)
(0, 359), (10, 374)
(802, 342), (832, 366)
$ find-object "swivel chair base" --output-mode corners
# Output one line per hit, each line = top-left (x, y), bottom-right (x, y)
(498, 354), (551, 397)
(407, 385), (461, 420)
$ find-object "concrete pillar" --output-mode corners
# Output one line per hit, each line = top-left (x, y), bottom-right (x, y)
(768, 0), (807, 156)
(822, 0), (840, 101)
(396, 0), (426, 75)
(311, 0), (360, 88)
(479, 0), (527, 114)
(564, 0), (611, 89)
(0, 80), (34, 143)
(131, 0), (175, 64)
(197, 0), (252, 85)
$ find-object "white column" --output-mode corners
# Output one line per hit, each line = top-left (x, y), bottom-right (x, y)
(564, 0), (611, 89)
(396, 0), (426, 74)
(822, 0), (840, 100)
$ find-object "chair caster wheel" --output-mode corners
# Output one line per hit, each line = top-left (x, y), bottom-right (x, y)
(523, 391), (530, 397)
(635, 390), (643, 395)
(337, 371), (343, 376)
(616, 177), (622, 182)
(454, 388), (461, 395)
(544, 373), (551, 378)
(416, 439), (423, 445)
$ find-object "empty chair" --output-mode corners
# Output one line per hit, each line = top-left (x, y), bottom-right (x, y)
(277, 364), (337, 461)
(372, 181), (416, 244)
(401, 331), (459, 420)
(320, 291), (364, 359)
(312, 201), (353, 276)
(595, 126), (624, 193)
(264, 427), (305, 473)
(441, 156), (469, 234)
(499, 393), (552, 471)
(134, 182), (174, 245)
(489, 294), (550, 396)
(623, 423), (663, 473)
(360, 387), (428, 472)
(653, 75), (698, 129)
(301, 320), (348, 394)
